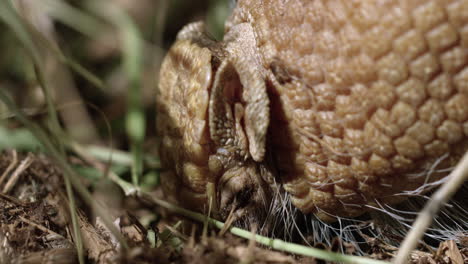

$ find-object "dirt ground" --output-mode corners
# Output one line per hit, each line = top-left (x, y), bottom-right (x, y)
(0, 151), (466, 264)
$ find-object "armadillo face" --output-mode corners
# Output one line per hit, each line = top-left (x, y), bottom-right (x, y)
(158, 0), (468, 224)
(157, 22), (275, 225)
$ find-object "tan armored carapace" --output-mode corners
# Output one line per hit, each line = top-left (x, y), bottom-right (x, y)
(157, 0), (468, 223)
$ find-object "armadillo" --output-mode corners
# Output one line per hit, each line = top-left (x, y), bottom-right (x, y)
(157, 0), (468, 227)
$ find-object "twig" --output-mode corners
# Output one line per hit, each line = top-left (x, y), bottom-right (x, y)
(394, 151), (468, 264)
(219, 206), (236, 236)
(0, 192), (26, 207)
(165, 224), (189, 242)
(0, 150), (18, 187)
(18, 215), (67, 240)
(2, 154), (33, 194)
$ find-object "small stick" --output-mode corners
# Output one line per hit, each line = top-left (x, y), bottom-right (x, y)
(18, 215), (66, 240)
(2, 154), (33, 194)
(218, 206), (236, 236)
(0, 150), (18, 187)
(165, 224), (189, 241)
(394, 151), (468, 264)
(0, 192), (26, 207)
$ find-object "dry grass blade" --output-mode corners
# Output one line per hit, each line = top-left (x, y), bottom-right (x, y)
(2, 154), (33, 193)
(0, 150), (17, 187)
(395, 151), (468, 263)
(18, 215), (67, 241)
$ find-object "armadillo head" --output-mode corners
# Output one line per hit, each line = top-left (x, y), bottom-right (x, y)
(157, 21), (277, 231)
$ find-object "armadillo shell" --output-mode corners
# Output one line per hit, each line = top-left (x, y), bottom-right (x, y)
(228, 0), (468, 221)
(157, 0), (468, 222)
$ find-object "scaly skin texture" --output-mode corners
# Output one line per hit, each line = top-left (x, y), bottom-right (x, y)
(157, 0), (468, 223)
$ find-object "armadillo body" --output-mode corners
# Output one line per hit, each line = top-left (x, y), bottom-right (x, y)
(157, 0), (468, 224)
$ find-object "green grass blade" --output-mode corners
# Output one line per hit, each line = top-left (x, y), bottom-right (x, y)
(73, 144), (160, 169)
(43, 0), (106, 38)
(145, 193), (391, 264)
(86, 2), (146, 187)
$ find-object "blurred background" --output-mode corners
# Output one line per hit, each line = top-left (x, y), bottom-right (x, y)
(0, 2), (241, 262)
(0, 0), (230, 188)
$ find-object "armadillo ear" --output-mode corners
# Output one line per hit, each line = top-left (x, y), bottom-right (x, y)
(208, 58), (264, 162)
(208, 60), (238, 149)
(224, 23), (270, 162)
